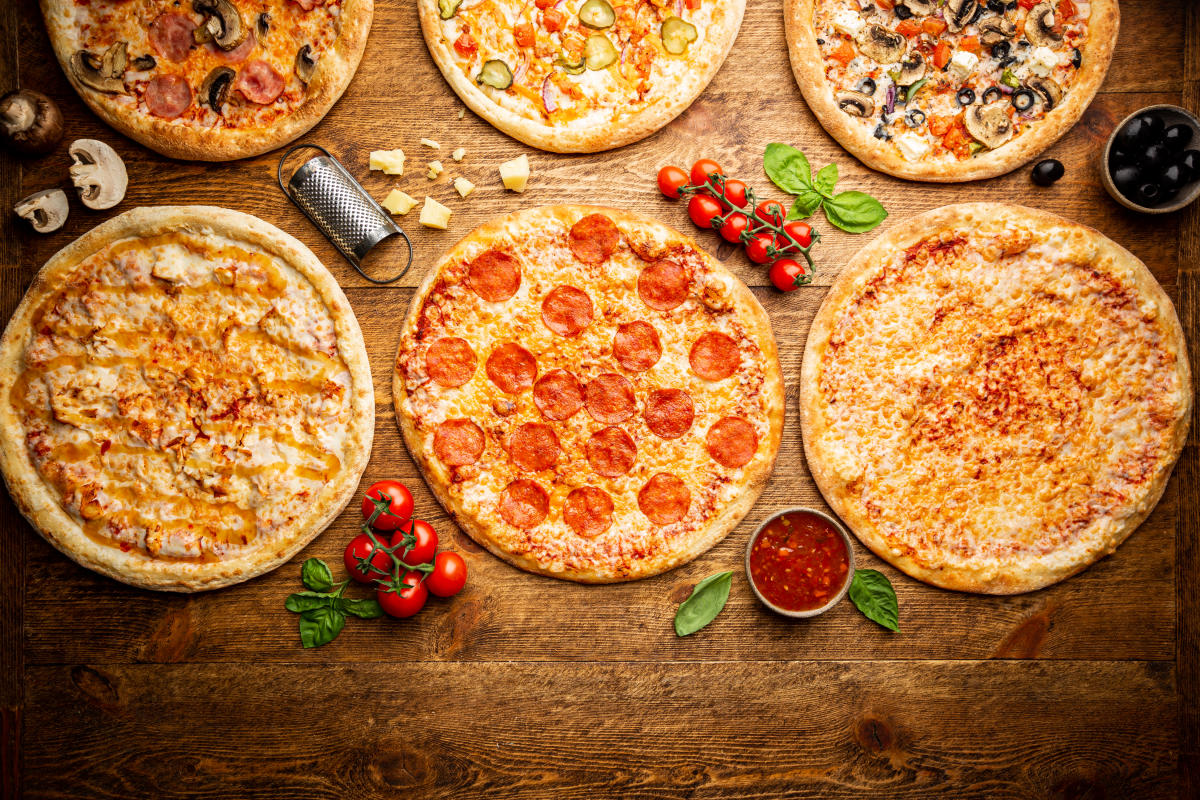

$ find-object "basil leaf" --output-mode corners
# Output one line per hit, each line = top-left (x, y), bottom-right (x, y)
(763, 143), (813, 195)
(848, 569), (899, 632)
(786, 190), (825, 220)
(299, 605), (346, 648)
(338, 597), (384, 619)
(815, 163), (838, 197)
(824, 190), (888, 234)
(285, 591), (336, 613)
(301, 558), (334, 592)
(674, 571), (733, 637)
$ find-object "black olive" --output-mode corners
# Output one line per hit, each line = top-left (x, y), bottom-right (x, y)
(1071, 48), (1081, 68)
(856, 77), (877, 95)
(1161, 163), (1188, 193)
(1118, 116), (1154, 149)
(991, 41), (1011, 60)
(873, 123), (889, 140)
(1137, 113), (1165, 141)
(1180, 150), (1200, 181)
(982, 86), (1004, 105)
(968, 3), (984, 23)
(1111, 164), (1143, 197)
(1137, 182), (1163, 206)
(1140, 143), (1173, 173)
(894, 4), (913, 19)
(998, 56), (1016, 69)
(816, 37), (825, 45)
(1163, 123), (1193, 152)
(1017, 39), (1030, 48)
(956, 88), (976, 107)
(1007, 0), (1018, 8)
(904, 108), (926, 127)
(1108, 146), (1132, 169)
(1032, 159), (1064, 186)
(987, 0), (1006, 11)
(1011, 89), (1035, 112)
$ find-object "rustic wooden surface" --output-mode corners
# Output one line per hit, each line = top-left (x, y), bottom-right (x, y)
(1, 0), (1196, 796)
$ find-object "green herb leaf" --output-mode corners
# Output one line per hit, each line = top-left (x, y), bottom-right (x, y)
(815, 163), (839, 197)
(338, 597), (385, 619)
(823, 190), (888, 234)
(786, 191), (825, 220)
(674, 571), (733, 637)
(905, 78), (928, 103)
(301, 558), (335, 592)
(285, 591), (336, 613)
(848, 569), (899, 632)
(763, 143), (813, 195)
(299, 605), (346, 648)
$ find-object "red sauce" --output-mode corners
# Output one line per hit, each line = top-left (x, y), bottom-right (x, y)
(749, 511), (850, 612)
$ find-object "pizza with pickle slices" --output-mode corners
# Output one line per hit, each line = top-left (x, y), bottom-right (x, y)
(394, 206), (784, 582)
(785, 0), (1118, 181)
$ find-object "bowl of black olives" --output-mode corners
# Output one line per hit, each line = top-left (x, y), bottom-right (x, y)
(1103, 105), (1200, 214)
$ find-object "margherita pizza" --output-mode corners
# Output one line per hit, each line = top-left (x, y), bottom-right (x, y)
(41, 0), (372, 161)
(785, 0), (1118, 181)
(801, 204), (1191, 594)
(418, 0), (745, 152)
(0, 206), (374, 591)
(394, 206), (784, 582)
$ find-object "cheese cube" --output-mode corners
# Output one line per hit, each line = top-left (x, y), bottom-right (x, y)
(499, 154), (530, 192)
(453, 177), (476, 198)
(419, 196), (452, 229)
(451, 147), (466, 161)
(420, 138), (441, 149)
(832, 9), (864, 38)
(894, 133), (930, 161)
(1029, 46), (1060, 77)
(368, 149), (406, 175)
(381, 189), (417, 215)
(949, 49), (979, 79)
(426, 160), (444, 179)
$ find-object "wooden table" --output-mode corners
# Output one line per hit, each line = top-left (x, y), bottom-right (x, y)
(1, 0), (1197, 796)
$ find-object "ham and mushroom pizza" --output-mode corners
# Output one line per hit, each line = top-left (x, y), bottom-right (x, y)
(394, 206), (785, 582)
(785, 0), (1118, 181)
(40, 0), (372, 160)
(417, 0), (745, 152)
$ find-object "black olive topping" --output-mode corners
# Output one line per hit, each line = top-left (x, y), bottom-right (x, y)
(856, 77), (877, 95)
(873, 123), (890, 140)
(904, 108), (926, 128)
(1138, 182), (1162, 206)
(982, 86), (1004, 105)
(991, 41), (1011, 60)
(1006, 0), (1018, 8)
(1071, 48), (1081, 68)
(1011, 88), (1036, 112)
(894, 4), (912, 20)
(968, 3), (984, 23)
(956, 87), (976, 107)
(1164, 123), (1194, 152)
(1112, 164), (1143, 197)
(1017, 39), (1030, 48)
(816, 37), (825, 45)
(1141, 143), (1173, 173)
(987, 0), (1005, 11)
(1161, 163), (1187, 193)
(998, 56), (1017, 68)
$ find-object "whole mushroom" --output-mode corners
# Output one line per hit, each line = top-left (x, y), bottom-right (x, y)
(14, 189), (69, 233)
(0, 89), (64, 155)
(68, 139), (128, 210)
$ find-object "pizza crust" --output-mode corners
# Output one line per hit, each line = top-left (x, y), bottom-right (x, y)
(784, 0), (1119, 182)
(417, 0), (745, 153)
(0, 206), (375, 591)
(40, 0), (372, 161)
(394, 205), (784, 581)
(800, 203), (1191, 593)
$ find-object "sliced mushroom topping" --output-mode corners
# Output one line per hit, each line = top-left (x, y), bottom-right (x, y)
(896, 51), (926, 84)
(901, 0), (936, 15)
(944, 0), (974, 33)
(68, 139), (128, 210)
(201, 66), (236, 109)
(101, 41), (128, 77)
(194, 0), (246, 51)
(978, 17), (1017, 47)
(1028, 76), (1062, 110)
(257, 12), (270, 36)
(295, 45), (318, 83)
(855, 24), (905, 64)
(70, 43), (128, 94)
(1025, 2), (1062, 47)
(964, 104), (1014, 150)
(131, 54), (156, 71)
(14, 189), (68, 233)
(836, 90), (875, 117)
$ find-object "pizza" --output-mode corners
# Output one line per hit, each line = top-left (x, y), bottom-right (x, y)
(393, 206), (784, 582)
(0, 206), (374, 591)
(785, 0), (1118, 181)
(41, 0), (372, 161)
(417, 0), (744, 152)
(800, 203), (1191, 594)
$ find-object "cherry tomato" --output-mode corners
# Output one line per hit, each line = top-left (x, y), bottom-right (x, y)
(722, 179), (749, 209)
(744, 232), (776, 264)
(690, 158), (723, 188)
(392, 519), (438, 566)
(657, 165), (690, 199)
(719, 212), (749, 243)
(780, 220), (813, 250)
(377, 571), (428, 618)
(769, 258), (806, 292)
(687, 194), (724, 229)
(755, 200), (785, 226)
(361, 480), (414, 531)
(426, 551), (468, 597)
(344, 533), (394, 583)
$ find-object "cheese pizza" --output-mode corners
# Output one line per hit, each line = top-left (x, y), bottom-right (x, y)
(801, 203), (1191, 594)
(785, 0), (1118, 181)
(0, 206), (374, 591)
(41, 0), (372, 161)
(394, 206), (784, 582)
(418, 0), (745, 152)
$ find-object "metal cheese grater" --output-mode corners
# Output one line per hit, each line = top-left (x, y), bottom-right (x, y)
(276, 143), (412, 285)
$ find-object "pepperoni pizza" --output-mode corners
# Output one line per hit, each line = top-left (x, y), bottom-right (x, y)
(394, 206), (784, 582)
(41, 0), (372, 161)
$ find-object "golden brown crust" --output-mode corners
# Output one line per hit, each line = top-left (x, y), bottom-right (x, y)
(800, 203), (1192, 593)
(0, 206), (374, 591)
(784, 0), (1119, 182)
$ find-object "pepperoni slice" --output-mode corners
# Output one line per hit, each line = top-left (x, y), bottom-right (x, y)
(689, 331), (740, 381)
(586, 427), (636, 477)
(486, 343), (537, 394)
(499, 479), (549, 529)
(148, 13), (197, 63)
(643, 389), (694, 440)
(612, 321), (662, 372)
(533, 369), (584, 421)
(433, 419), (485, 466)
(568, 213), (620, 265)
(213, 28), (256, 64)
(637, 260), (690, 311)
(466, 250), (521, 302)
(564, 487), (614, 539)
(585, 372), (635, 423)
(235, 59), (285, 104)
(144, 75), (192, 120)
(638, 473), (691, 526)
(425, 337), (476, 388)
(507, 422), (560, 472)
(541, 286), (594, 337)
(705, 417), (758, 469)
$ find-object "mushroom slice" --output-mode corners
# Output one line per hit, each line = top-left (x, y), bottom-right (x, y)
(68, 139), (128, 211)
(964, 104), (1014, 150)
(1026, 3), (1062, 47)
(836, 90), (875, 117)
(14, 189), (68, 233)
(193, 0), (246, 50)
(896, 51), (926, 85)
(131, 54), (156, 71)
(901, 0), (936, 15)
(978, 17), (1017, 47)
(1028, 76), (1062, 110)
(70, 45), (127, 94)
(201, 66), (236, 109)
(295, 45), (318, 83)
(944, 0), (974, 33)
(855, 24), (905, 64)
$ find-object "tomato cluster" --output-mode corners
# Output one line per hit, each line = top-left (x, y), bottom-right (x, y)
(658, 160), (817, 292)
(346, 480), (468, 618)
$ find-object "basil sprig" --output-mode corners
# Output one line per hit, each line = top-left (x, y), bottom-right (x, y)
(285, 557), (383, 648)
(848, 569), (899, 632)
(763, 143), (888, 234)
(674, 571), (733, 636)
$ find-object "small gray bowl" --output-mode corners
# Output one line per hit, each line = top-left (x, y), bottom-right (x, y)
(744, 507), (855, 619)
(1101, 104), (1200, 215)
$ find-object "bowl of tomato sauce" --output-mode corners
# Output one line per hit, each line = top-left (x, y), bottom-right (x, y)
(745, 507), (855, 619)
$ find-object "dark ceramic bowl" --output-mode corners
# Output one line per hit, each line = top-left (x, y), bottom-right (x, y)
(1102, 104), (1200, 215)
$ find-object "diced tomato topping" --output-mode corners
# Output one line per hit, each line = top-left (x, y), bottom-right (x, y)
(684, 0), (701, 9)
(875, 0), (894, 8)
(830, 38), (856, 66)
(932, 40), (952, 69)
(513, 22), (534, 47)
(534, 0), (556, 8)
(942, 116), (970, 157)
(543, 7), (566, 31)
(896, 19), (921, 37)
(453, 31), (477, 57)
(929, 115), (953, 136)
(959, 35), (980, 55)
(922, 17), (947, 36)
(1018, 0), (1037, 8)
(1058, 0), (1077, 16)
